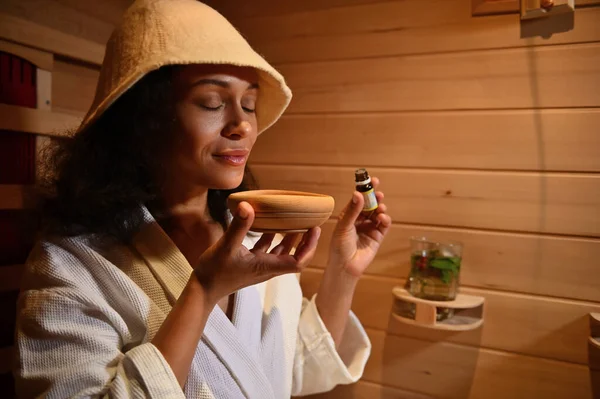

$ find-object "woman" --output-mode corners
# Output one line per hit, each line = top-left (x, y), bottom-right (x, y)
(15, 0), (391, 398)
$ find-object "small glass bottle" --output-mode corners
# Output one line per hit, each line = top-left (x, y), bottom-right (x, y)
(355, 168), (378, 215)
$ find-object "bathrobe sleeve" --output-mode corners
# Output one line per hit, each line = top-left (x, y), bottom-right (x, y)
(16, 290), (185, 399)
(291, 294), (371, 396)
(14, 241), (187, 399)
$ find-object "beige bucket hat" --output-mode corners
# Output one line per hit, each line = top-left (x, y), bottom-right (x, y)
(79, 0), (292, 134)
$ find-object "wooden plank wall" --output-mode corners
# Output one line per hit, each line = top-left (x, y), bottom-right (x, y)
(204, 0), (600, 398)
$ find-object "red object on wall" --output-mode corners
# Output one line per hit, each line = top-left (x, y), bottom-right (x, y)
(0, 51), (37, 185)
(0, 51), (37, 108)
(0, 130), (36, 184)
(0, 210), (36, 266)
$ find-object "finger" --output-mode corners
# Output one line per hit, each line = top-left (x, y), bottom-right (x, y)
(270, 233), (301, 255)
(256, 228), (321, 276)
(361, 213), (392, 244)
(252, 253), (300, 275)
(375, 202), (388, 215)
(336, 191), (364, 234)
(296, 227), (316, 250)
(221, 202), (255, 252)
(372, 192), (385, 219)
(296, 227), (314, 250)
(376, 213), (392, 231)
(251, 233), (276, 254)
(371, 176), (380, 189)
(366, 209), (385, 225)
(293, 227), (321, 265)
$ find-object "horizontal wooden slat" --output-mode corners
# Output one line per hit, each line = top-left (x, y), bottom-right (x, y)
(234, 0), (470, 43)
(305, 380), (434, 399)
(251, 165), (600, 237)
(562, 0), (599, 4)
(278, 43), (600, 113)
(359, 328), (592, 398)
(52, 59), (99, 116)
(252, 109), (600, 172)
(204, 0), (398, 18)
(309, 220), (600, 302)
(473, 0), (600, 16)
(0, 13), (104, 65)
(0, 38), (52, 70)
(0, 104), (79, 137)
(0, 0), (113, 47)
(0, 265), (22, 293)
(301, 268), (600, 364)
(0, 186), (26, 210)
(54, 0), (131, 26)
(472, 0), (519, 16)
(251, 7), (600, 63)
(0, 347), (12, 374)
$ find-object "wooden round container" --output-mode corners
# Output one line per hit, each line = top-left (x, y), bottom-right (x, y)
(227, 190), (335, 233)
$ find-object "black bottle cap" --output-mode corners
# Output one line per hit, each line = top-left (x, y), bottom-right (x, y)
(355, 168), (369, 182)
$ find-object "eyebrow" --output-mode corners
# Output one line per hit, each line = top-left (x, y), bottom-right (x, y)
(192, 78), (259, 90)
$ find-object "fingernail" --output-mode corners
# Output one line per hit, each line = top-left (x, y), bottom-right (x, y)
(352, 193), (358, 204)
(238, 206), (249, 220)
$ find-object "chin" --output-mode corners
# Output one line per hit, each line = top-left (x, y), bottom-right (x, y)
(211, 175), (245, 191)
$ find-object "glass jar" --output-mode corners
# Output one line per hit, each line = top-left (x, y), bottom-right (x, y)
(408, 237), (462, 300)
(397, 238), (463, 322)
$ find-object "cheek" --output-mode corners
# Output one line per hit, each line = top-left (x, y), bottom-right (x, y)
(249, 117), (259, 147)
(175, 105), (222, 152)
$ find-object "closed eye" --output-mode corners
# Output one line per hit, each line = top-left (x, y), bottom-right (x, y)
(200, 104), (224, 111)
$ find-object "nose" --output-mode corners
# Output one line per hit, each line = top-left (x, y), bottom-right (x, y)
(222, 110), (254, 140)
(222, 120), (252, 140)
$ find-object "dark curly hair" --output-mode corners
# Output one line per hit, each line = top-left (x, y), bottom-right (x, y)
(37, 65), (257, 242)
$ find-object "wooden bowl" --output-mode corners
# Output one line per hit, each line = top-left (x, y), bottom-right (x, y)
(227, 190), (335, 233)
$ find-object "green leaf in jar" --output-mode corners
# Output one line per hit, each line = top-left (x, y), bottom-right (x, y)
(449, 257), (462, 267)
(430, 258), (457, 270)
(430, 258), (460, 285)
(441, 269), (453, 284)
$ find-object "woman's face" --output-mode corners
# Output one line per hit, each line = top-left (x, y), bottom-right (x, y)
(168, 64), (259, 191)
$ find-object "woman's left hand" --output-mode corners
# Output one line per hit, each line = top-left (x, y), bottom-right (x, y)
(328, 177), (392, 278)
(316, 178), (391, 346)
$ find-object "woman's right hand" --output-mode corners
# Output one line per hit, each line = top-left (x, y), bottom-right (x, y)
(154, 201), (319, 386)
(193, 201), (321, 305)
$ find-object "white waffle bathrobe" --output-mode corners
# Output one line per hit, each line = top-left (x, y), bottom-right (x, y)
(14, 208), (371, 398)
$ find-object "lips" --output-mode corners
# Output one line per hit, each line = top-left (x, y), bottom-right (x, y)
(213, 150), (249, 166)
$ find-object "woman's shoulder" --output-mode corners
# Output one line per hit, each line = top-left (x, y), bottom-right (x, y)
(26, 234), (94, 270)
(22, 234), (124, 293)
(28, 234), (111, 266)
